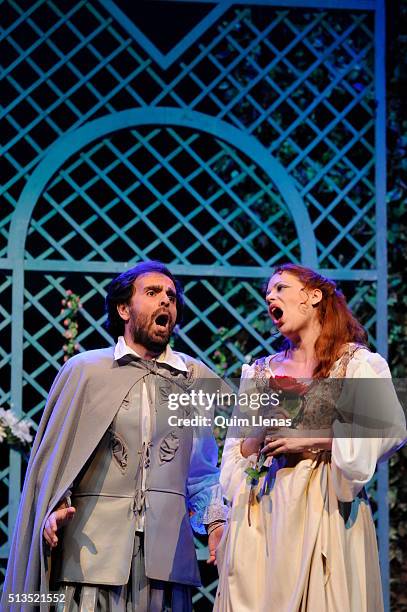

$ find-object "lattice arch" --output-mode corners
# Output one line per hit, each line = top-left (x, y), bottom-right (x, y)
(10, 109), (317, 437)
(9, 108), (317, 265)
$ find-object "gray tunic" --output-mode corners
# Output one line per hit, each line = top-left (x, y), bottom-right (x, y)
(59, 382), (143, 585)
(59, 359), (200, 587)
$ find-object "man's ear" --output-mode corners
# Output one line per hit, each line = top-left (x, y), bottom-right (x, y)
(310, 288), (323, 307)
(117, 303), (130, 322)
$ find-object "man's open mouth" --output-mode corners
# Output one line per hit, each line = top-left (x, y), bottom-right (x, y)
(270, 306), (284, 324)
(154, 313), (170, 328)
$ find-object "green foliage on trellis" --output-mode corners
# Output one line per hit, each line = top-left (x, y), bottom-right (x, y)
(386, 2), (407, 607)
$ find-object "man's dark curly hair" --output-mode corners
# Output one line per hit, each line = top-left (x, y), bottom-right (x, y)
(105, 261), (184, 340)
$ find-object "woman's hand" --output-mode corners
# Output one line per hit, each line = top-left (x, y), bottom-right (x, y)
(261, 436), (332, 457)
(240, 407), (293, 458)
(240, 436), (263, 458)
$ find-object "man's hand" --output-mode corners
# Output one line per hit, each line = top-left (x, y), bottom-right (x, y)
(43, 504), (76, 548)
(207, 524), (224, 565)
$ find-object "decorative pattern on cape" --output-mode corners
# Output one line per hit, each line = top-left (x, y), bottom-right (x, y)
(159, 431), (180, 464)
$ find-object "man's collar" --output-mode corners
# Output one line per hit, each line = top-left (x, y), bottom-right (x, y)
(114, 336), (188, 372)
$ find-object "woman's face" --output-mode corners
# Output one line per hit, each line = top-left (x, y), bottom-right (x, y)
(265, 271), (319, 338)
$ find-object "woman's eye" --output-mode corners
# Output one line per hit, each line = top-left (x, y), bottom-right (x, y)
(147, 290), (155, 296)
(169, 296), (176, 303)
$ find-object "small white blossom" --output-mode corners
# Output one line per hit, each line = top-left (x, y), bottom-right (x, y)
(11, 420), (33, 443)
(0, 407), (19, 427)
(0, 407), (34, 446)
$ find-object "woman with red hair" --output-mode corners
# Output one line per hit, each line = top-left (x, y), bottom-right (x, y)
(215, 264), (405, 612)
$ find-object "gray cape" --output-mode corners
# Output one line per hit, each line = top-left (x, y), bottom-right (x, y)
(2, 348), (218, 611)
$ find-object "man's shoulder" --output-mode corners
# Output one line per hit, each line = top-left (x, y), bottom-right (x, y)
(172, 350), (205, 369)
(65, 347), (115, 372)
(172, 350), (199, 365)
(172, 351), (220, 378)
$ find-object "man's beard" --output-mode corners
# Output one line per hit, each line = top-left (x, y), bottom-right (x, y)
(130, 310), (174, 354)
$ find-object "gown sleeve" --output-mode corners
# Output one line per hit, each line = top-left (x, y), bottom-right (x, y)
(331, 348), (406, 501)
(219, 363), (259, 503)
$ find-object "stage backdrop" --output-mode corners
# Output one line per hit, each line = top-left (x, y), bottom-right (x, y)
(0, 0), (389, 608)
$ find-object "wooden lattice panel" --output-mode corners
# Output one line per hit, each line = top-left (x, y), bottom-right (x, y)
(0, 0), (388, 607)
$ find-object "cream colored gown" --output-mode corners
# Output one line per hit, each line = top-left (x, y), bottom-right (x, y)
(214, 346), (405, 612)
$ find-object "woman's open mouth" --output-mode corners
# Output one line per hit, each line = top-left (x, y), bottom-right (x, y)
(270, 306), (284, 325)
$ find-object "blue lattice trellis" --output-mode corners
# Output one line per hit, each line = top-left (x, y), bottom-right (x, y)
(0, 0), (388, 607)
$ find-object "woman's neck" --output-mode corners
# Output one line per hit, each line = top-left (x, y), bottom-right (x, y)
(288, 321), (321, 367)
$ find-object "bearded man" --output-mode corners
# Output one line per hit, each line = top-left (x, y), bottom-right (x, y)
(3, 261), (227, 611)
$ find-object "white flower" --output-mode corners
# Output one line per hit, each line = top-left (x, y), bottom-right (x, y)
(0, 407), (19, 427)
(11, 420), (33, 444)
(0, 407), (34, 444)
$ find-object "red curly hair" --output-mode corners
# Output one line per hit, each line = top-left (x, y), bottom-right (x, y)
(272, 263), (368, 378)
